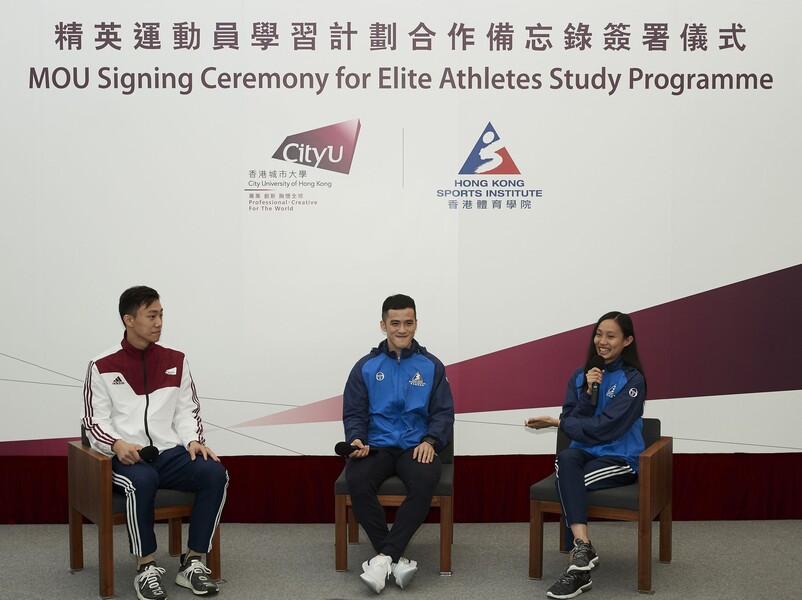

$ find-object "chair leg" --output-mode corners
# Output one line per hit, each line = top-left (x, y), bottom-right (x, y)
(98, 519), (115, 599)
(559, 515), (567, 553)
(68, 507), (84, 571)
(529, 500), (544, 580)
(347, 505), (360, 544)
(659, 501), (672, 563)
(335, 494), (348, 572)
(168, 517), (183, 556)
(439, 495), (453, 575)
(637, 513), (653, 592)
(207, 526), (221, 580)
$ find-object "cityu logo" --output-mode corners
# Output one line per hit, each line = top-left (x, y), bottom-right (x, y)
(459, 122), (520, 175)
(272, 119), (361, 175)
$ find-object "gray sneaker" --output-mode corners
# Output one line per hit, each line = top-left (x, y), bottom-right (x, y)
(135, 562), (167, 600)
(175, 554), (219, 596)
(567, 539), (599, 572)
(547, 570), (592, 599)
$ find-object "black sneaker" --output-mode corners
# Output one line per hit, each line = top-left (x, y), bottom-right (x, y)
(567, 539), (599, 572)
(135, 562), (168, 600)
(175, 554), (219, 596)
(546, 570), (592, 599)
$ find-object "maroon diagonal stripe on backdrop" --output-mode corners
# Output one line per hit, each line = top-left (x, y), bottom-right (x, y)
(450, 262), (802, 412)
(234, 262), (802, 427)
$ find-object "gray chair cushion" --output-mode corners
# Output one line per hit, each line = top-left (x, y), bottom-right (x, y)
(529, 473), (639, 511)
(529, 418), (661, 512)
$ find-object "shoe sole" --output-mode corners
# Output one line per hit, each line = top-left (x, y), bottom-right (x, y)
(359, 572), (386, 594)
(175, 574), (219, 596)
(567, 556), (600, 572)
(394, 566), (418, 589)
(547, 580), (593, 599)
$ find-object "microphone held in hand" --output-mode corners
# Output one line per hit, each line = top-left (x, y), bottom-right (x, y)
(334, 442), (358, 456)
(334, 442), (378, 456)
(588, 354), (606, 407)
(139, 445), (159, 462)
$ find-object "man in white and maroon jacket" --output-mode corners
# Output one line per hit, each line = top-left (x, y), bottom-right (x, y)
(83, 285), (228, 600)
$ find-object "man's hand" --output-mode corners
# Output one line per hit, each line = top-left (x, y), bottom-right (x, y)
(112, 439), (143, 465)
(348, 439), (371, 459)
(412, 440), (436, 463)
(188, 440), (220, 462)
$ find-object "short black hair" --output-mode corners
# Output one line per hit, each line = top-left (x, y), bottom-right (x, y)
(118, 286), (160, 324)
(381, 294), (416, 320)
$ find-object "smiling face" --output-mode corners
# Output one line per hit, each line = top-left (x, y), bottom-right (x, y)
(124, 300), (163, 350)
(380, 308), (417, 356)
(594, 318), (633, 364)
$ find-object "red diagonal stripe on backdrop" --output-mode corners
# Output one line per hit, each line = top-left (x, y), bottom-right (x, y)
(236, 396), (344, 428)
(235, 263), (802, 428)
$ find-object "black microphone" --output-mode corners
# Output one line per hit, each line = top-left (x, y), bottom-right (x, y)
(139, 445), (159, 462)
(588, 354), (606, 407)
(334, 442), (377, 456)
(334, 442), (358, 456)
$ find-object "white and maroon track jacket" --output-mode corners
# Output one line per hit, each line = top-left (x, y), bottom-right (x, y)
(82, 334), (205, 457)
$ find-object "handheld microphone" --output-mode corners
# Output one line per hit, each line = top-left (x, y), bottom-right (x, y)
(334, 442), (377, 456)
(588, 354), (606, 407)
(139, 445), (159, 462)
(334, 442), (359, 456)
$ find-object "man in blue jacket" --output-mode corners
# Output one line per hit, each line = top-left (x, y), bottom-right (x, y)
(343, 294), (455, 594)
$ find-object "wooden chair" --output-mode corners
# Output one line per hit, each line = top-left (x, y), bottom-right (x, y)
(529, 418), (672, 592)
(334, 442), (454, 575)
(67, 439), (221, 599)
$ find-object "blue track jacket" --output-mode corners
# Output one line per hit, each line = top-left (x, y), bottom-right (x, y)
(343, 339), (455, 452)
(559, 356), (646, 472)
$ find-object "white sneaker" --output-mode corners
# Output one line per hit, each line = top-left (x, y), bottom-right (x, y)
(360, 554), (393, 594)
(392, 557), (418, 589)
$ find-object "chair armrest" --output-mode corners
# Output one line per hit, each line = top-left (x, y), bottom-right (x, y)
(68, 440), (114, 523)
(638, 436), (673, 519)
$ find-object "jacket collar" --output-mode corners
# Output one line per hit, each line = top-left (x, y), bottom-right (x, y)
(121, 332), (156, 357)
(603, 356), (625, 372)
(376, 338), (422, 360)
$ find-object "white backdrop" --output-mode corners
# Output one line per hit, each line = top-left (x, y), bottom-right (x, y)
(1, 1), (800, 456)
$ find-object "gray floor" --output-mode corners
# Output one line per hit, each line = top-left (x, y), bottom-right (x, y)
(4, 520), (800, 599)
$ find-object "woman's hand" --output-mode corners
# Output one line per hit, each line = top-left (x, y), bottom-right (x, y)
(524, 416), (559, 429)
(586, 367), (603, 395)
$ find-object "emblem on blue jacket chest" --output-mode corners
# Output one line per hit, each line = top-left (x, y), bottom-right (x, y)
(409, 371), (426, 387)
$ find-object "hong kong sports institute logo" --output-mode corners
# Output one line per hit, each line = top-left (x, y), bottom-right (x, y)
(272, 118), (361, 175)
(459, 122), (520, 175)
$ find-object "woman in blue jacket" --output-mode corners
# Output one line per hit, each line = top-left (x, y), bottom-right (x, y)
(526, 311), (646, 599)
